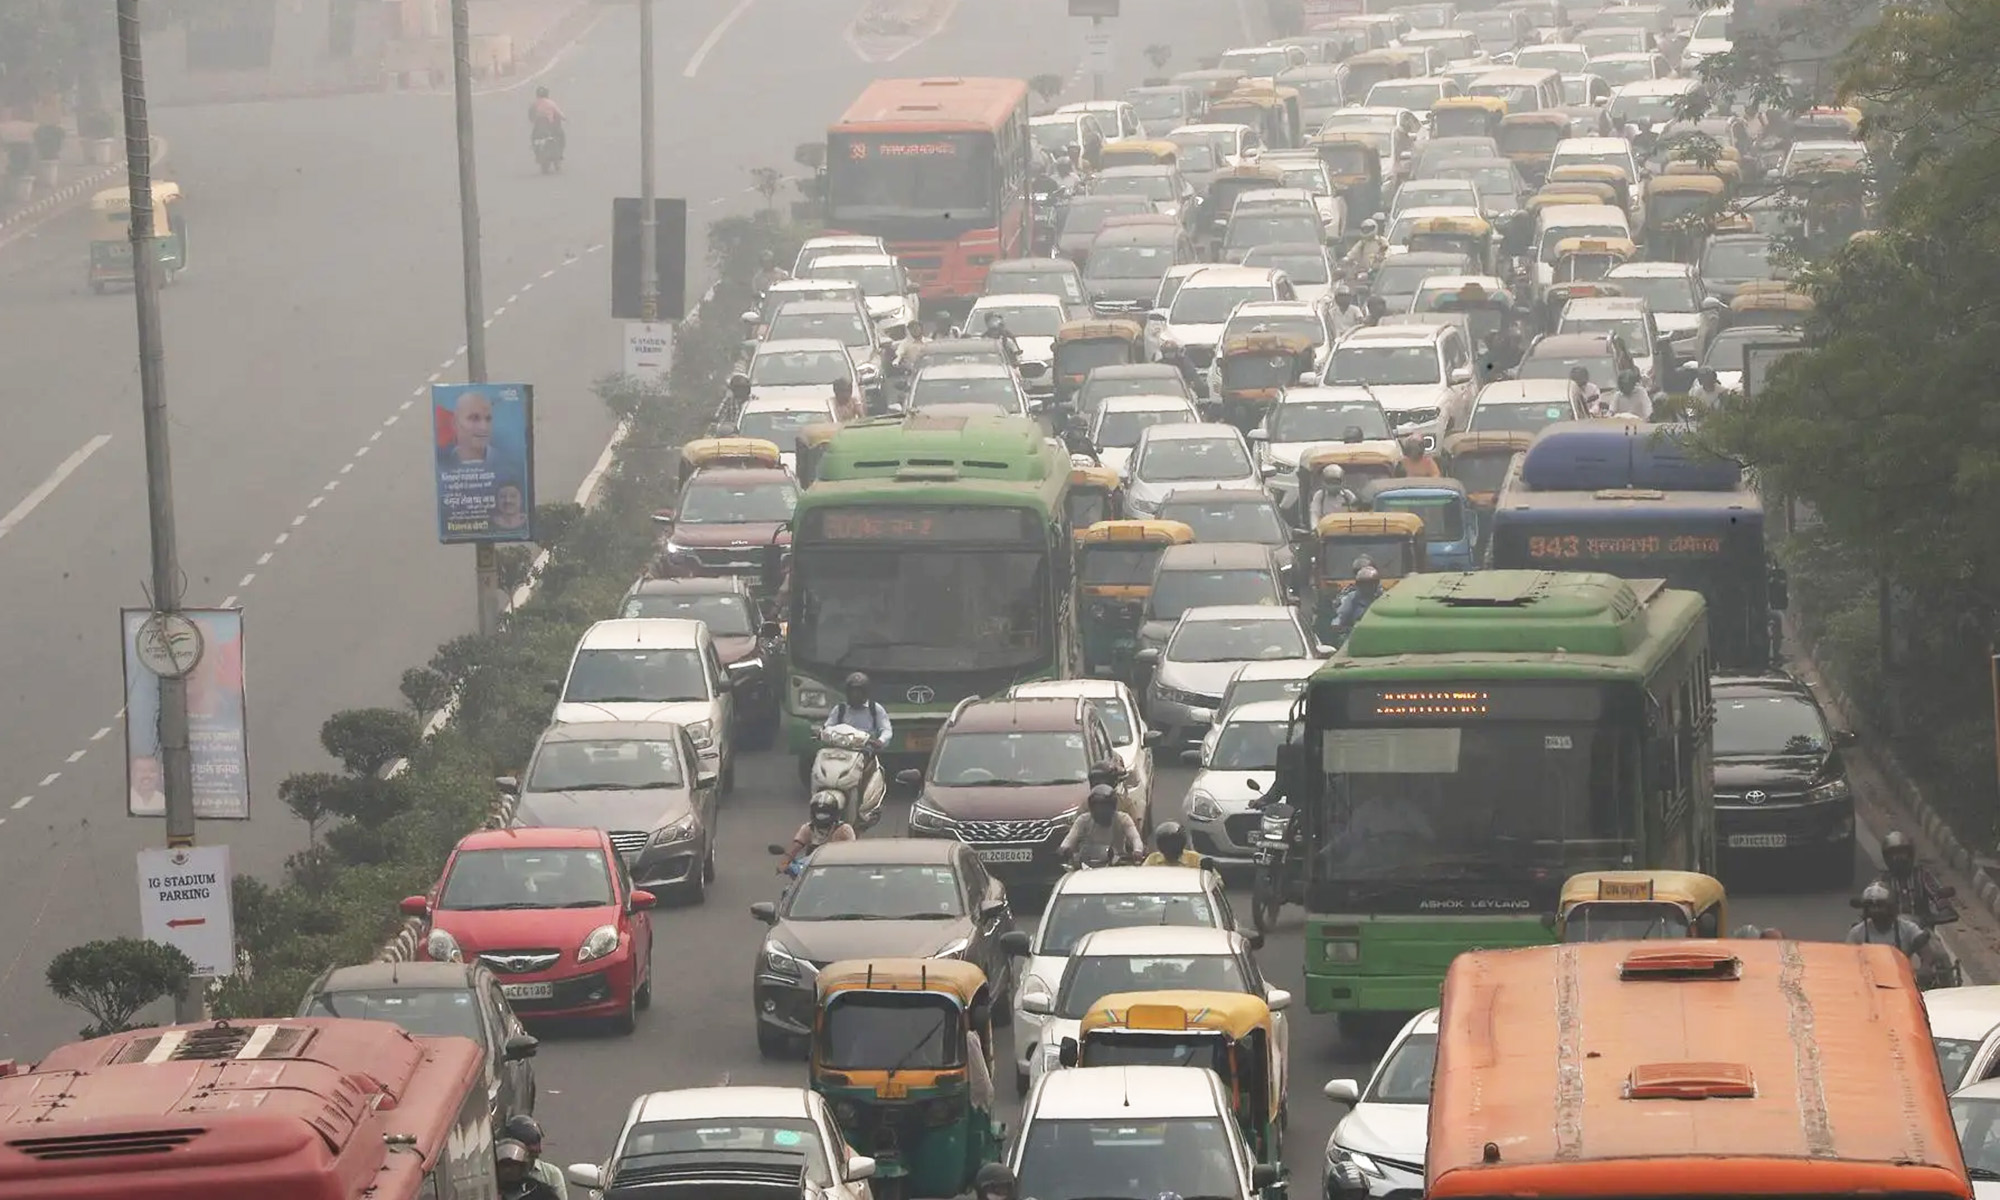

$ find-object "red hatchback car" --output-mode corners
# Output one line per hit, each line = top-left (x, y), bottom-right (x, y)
(402, 827), (657, 1033)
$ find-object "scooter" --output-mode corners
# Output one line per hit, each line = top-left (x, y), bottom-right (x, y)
(532, 129), (563, 173)
(809, 724), (886, 831)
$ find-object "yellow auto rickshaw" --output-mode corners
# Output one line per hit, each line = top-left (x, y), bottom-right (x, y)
(1525, 189), (1603, 220)
(1498, 111), (1574, 185)
(1342, 49), (1413, 98)
(678, 436), (784, 487)
(1064, 991), (1288, 1173)
(1645, 174), (1727, 261)
(1077, 518), (1195, 675)
(1540, 236), (1635, 329)
(1099, 139), (1181, 170)
(1406, 215), (1498, 273)
(1172, 67), (1249, 103)
(1232, 83), (1304, 148)
(1197, 164), (1290, 252)
(1535, 178), (1617, 208)
(1307, 135), (1383, 222)
(1053, 318), (1147, 401)
(1215, 331), (1315, 433)
(1292, 444), (1404, 528)
(1790, 104), (1864, 140)
(1066, 463), (1125, 535)
(1416, 280), (1517, 358)
(87, 181), (187, 293)
(1548, 870), (1729, 942)
(1431, 95), (1507, 140)
(1210, 93), (1292, 151)
(795, 423), (840, 488)
(810, 959), (1002, 1198)
(1729, 283), (1814, 330)
(1547, 163), (1634, 215)
(1440, 431), (1530, 556)
(1304, 511), (1426, 645)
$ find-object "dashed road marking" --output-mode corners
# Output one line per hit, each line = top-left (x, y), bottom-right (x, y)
(36, 773), (56, 788)
(256, 552), (273, 565)
(221, 594), (238, 607)
(238, 573), (255, 588)
(64, 750), (83, 763)
(90, 727), (111, 742)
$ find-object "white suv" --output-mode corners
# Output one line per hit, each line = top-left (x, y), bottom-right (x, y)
(566, 1086), (877, 1200)
(554, 618), (740, 792)
(1323, 323), (1477, 446)
(1015, 1066), (1279, 1200)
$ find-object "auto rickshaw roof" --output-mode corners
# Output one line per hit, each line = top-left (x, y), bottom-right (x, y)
(1301, 445), (1403, 470)
(1554, 236), (1637, 258)
(1070, 464), (1122, 490)
(682, 437), (785, 469)
(1221, 330), (1315, 355)
(1361, 476), (1468, 503)
(1077, 518), (1196, 545)
(1104, 139), (1181, 160)
(1057, 318), (1145, 341)
(1528, 191), (1604, 210)
(1214, 163), (1289, 182)
(1435, 95), (1508, 113)
(1649, 173), (1727, 194)
(797, 422), (841, 448)
(1078, 989), (1274, 1039)
(1233, 84), (1300, 101)
(1549, 162), (1632, 184)
(1503, 111), (1575, 127)
(815, 957), (988, 1001)
(1412, 215), (1493, 236)
(1540, 180), (1618, 203)
(1443, 430), (1536, 457)
(1316, 510), (1426, 537)
(1558, 869), (1725, 910)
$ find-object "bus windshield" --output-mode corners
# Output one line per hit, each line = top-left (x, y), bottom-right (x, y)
(827, 132), (997, 222)
(794, 546), (1050, 672)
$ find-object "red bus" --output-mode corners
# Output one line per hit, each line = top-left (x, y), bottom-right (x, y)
(826, 76), (1033, 305)
(0, 1018), (495, 1200)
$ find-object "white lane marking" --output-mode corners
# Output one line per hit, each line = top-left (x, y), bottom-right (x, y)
(0, 435), (111, 542)
(274, 532), (289, 545)
(541, 269), (557, 279)
(292, 514), (307, 526)
(384, 413), (401, 427)
(257, 552), (273, 565)
(340, 462), (355, 474)
(65, 750), (84, 763)
(493, 305), (507, 317)
(456, 344), (468, 356)
(428, 371), (442, 383)
(238, 573), (255, 588)
(355, 445), (371, 458)
(520, 281), (534, 293)
(36, 773), (57, 788)
(686, 0), (758, 75)
(324, 479), (341, 491)
(483, 317), (495, 328)
(308, 496), (324, 509)
(401, 398), (416, 411)
(440, 358), (456, 371)
(221, 594), (237, 606)
(90, 726), (111, 741)
(413, 386), (428, 398)
(369, 430), (383, 443)
(7, 797), (24, 809)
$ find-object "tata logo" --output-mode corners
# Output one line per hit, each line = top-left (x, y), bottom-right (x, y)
(1744, 790), (1768, 805)
(907, 686), (936, 704)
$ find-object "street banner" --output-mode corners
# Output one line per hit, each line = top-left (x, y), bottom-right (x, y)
(122, 608), (249, 821)
(432, 382), (536, 545)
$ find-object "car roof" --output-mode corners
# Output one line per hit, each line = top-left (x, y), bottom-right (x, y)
(318, 960), (481, 991)
(950, 696), (1091, 734)
(1475, 378), (1577, 402)
(1051, 863), (1213, 896)
(459, 826), (606, 851)
(633, 1087), (815, 1124)
(1158, 542), (1280, 567)
(1010, 678), (1130, 703)
(1563, 296), (1650, 316)
(1555, 136), (1633, 152)
(1608, 260), (1696, 278)
(537, 720), (690, 745)
(807, 837), (963, 865)
(970, 293), (1066, 309)
(802, 235), (883, 248)
(1540, 204), (1628, 223)
(1173, 123), (1253, 135)
(1234, 187), (1319, 204)
(1231, 300), (1317, 316)
(1142, 421), (1244, 442)
(755, 337), (850, 355)
(1924, 987), (2000, 1040)
(1404, 178), (1479, 190)
(1615, 79), (1698, 97)
(809, 254), (896, 268)
(1416, 274), (1507, 291)
(1224, 698), (1302, 724)
(1954, 1078), (2000, 1101)
(1395, 205), (1485, 222)
(1522, 40), (1587, 51)
(1068, 193), (1154, 209)
(1030, 1066), (1229, 1120)
(628, 576), (754, 597)
(1528, 331), (1620, 355)
(1099, 393), (1196, 412)
(1092, 225), (1182, 246)
(916, 363), (1016, 379)
(579, 617), (705, 649)
(990, 258), (1080, 273)
(1160, 487), (1278, 507)
(1342, 324), (1446, 345)
(1074, 925), (1244, 955)
(1180, 266), (1281, 287)
(1712, 675), (1815, 700)
(1402, 1007), (1443, 1037)
(768, 278), (861, 292)
(771, 300), (867, 315)
(1178, 604), (1299, 624)
(1381, 251), (1477, 268)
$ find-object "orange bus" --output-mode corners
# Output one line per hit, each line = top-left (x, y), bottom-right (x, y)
(1426, 941), (1971, 1200)
(826, 76), (1033, 305)
(0, 1018), (496, 1200)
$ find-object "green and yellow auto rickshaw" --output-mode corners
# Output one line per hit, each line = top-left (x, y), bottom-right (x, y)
(1064, 991), (1288, 1173)
(1498, 111), (1574, 187)
(1729, 282), (1814, 332)
(1228, 83), (1304, 148)
(1546, 163), (1635, 218)
(1172, 67), (1250, 105)
(1309, 136), (1384, 225)
(1432, 95), (1508, 141)
(1341, 49), (1413, 99)
(812, 958), (1003, 1200)
(1066, 464), (1125, 535)
(1548, 870), (1729, 942)
(1645, 174), (1727, 262)
(1054, 319), (1147, 403)
(1077, 519), (1196, 676)
(679, 435), (785, 488)
(796, 423), (840, 488)
(1214, 330), (1315, 433)
(1539, 236), (1635, 331)
(1303, 511), (1426, 645)
(1407, 215), (1499, 275)
(87, 181), (187, 293)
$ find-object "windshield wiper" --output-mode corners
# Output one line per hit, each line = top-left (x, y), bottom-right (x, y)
(449, 902), (544, 910)
(557, 899), (614, 908)
(550, 782), (642, 791)
(811, 913), (890, 921)
(887, 1016), (948, 1077)
(1969, 1169), (2000, 1181)
(897, 911), (960, 920)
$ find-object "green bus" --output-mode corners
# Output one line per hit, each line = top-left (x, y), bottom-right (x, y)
(779, 412), (1078, 769)
(1288, 569), (1716, 1026)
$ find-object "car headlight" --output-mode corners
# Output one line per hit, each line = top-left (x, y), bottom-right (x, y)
(1042, 1040), (1067, 1069)
(577, 924), (622, 964)
(858, 363), (880, 381)
(1018, 975), (1050, 1008)
(797, 685), (833, 711)
(933, 937), (970, 959)
(763, 939), (803, 979)
(685, 720), (714, 749)
(663, 540), (699, 565)
(1332, 1145), (1385, 1179)
(1393, 407), (1439, 427)
(909, 802), (951, 831)
(425, 929), (463, 962)
(650, 817), (697, 845)
(1810, 778), (1851, 805)
(1187, 790), (1221, 822)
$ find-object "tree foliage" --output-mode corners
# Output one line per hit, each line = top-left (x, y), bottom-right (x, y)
(46, 938), (194, 1039)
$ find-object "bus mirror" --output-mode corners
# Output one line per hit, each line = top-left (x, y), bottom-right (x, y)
(1541, 911), (1558, 931)
(1275, 742), (1305, 800)
(761, 541), (785, 594)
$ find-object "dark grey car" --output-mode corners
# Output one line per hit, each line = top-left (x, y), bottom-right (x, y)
(507, 720), (717, 903)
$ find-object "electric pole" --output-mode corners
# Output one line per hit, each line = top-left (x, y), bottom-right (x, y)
(448, 0), (500, 635)
(639, 0), (659, 324)
(116, 0), (202, 1025)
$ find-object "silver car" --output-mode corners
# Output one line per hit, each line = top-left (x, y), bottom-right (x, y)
(1183, 698), (1296, 864)
(907, 362), (1032, 417)
(965, 293), (1067, 396)
(1123, 423), (1271, 518)
(1137, 605), (1313, 747)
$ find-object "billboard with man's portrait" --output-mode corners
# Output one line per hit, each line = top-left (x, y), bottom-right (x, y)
(122, 608), (249, 820)
(432, 382), (536, 544)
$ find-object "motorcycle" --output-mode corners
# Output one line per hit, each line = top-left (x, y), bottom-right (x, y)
(532, 128), (563, 173)
(1249, 795), (1298, 933)
(810, 724), (886, 831)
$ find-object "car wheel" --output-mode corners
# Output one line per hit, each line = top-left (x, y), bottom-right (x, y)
(609, 986), (638, 1035)
(1015, 1066), (1031, 1099)
(704, 844), (718, 884)
(757, 1022), (792, 1059)
(684, 858), (708, 906)
(636, 968), (654, 1011)
(721, 753), (737, 796)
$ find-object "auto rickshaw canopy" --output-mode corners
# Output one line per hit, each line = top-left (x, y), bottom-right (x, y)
(1442, 430), (1534, 461)
(1308, 135), (1382, 178)
(1411, 214), (1494, 239)
(1675, 156), (1743, 186)
(1076, 518), (1196, 547)
(1793, 105), (1864, 138)
(1315, 509), (1426, 539)
(1553, 235), (1637, 264)
(1549, 162), (1631, 187)
(1210, 162), (1289, 188)
(682, 436), (784, 474)
(1172, 68), (1250, 99)
(1537, 178), (1618, 205)
(1554, 869), (1728, 940)
(1077, 989), (1274, 1041)
(1056, 317), (1146, 346)
(814, 956), (989, 1005)
(1730, 287), (1813, 314)
(1649, 172), (1727, 197)
(1070, 463), (1123, 493)
(1527, 190), (1604, 214)
(1302, 444), (1403, 479)
(90, 182), (179, 232)
(1220, 330), (1315, 358)
(1100, 139), (1181, 168)
(1432, 96), (1508, 139)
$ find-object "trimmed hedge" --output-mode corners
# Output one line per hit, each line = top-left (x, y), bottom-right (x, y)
(187, 212), (811, 1018)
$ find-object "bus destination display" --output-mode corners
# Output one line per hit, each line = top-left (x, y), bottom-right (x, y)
(807, 506), (1035, 542)
(836, 135), (969, 161)
(1344, 683), (1604, 722)
(1524, 531), (1726, 560)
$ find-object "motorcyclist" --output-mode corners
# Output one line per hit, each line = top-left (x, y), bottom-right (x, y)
(497, 1140), (561, 1200)
(1689, 368), (1725, 411)
(1880, 830), (1959, 929)
(1309, 463), (1355, 523)
(983, 311), (1023, 369)
(1333, 283), (1366, 328)
(973, 1162), (1017, 1200)
(1052, 146), (1082, 193)
(1342, 217), (1388, 272)
(1483, 325), (1524, 375)
(1364, 293), (1389, 326)
(751, 250), (789, 296)
(722, 371), (752, 424)
(1334, 561), (1383, 636)
(780, 793), (855, 873)
(1142, 820), (1205, 867)
(822, 671), (891, 794)
(503, 1115), (568, 1200)
(1158, 337), (1201, 389)
(1607, 368), (1652, 419)
(1846, 881), (1954, 984)
(1401, 435), (1442, 477)
(831, 376), (865, 423)
(1060, 784), (1145, 867)
(1570, 365), (1602, 413)
(527, 87), (565, 160)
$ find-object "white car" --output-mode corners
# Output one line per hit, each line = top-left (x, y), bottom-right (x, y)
(1169, 123), (1262, 170)
(1513, 41), (1590, 72)
(1558, 294), (1664, 386)
(763, 299), (887, 395)
(803, 253), (921, 336)
(1927, 986), (2000, 1091)
(1605, 259), (1728, 363)
(1324, 323), (1478, 445)
(793, 234), (886, 277)
(1951, 1077), (2000, 1195)
(1007, 677), (1158, 821)
(1679, 2), (1731, 68)
(1250, 384), (1403, 481)
(1055, 98), (1148, 141)
(1087, 394), (1200, 475)
(748, 278), (868, 341)
(996, 864), (1236, 1091)
(734, 394), (838, 472)
(1014, 1067), (1279, 1200)
(1322, 1009), (1439, 1200)
(1206, 298), (1337, 396)
(1586, 50), (1668, 88)
(747, 337), (859, 408)
(965, 293), (1067, 395)
(1215, 657), (1318, 724)
(1464, 377), (1588, 436)
(553, 618), (738, 787)
(907, 362), (1031, 416)
(1159, 265), (1297, 381)
(1019, 925), (1288, 1087)
(566, 1086), (877, 1200)
(1389, 179), (1483, 224)
(1139, 605), (1314, 746)
(1184, 698), (1294, 864)
(1123, 422), (1268, 518)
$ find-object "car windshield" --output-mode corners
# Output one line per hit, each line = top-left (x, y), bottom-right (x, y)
(1157, 498), (1288, 544)
(1137, 435), (1253, 481)
(750, 350), (850, 387)
(1086, 698), (1135, 746)
(807, 262), (901, 295)
(1033, 121), (1084, 154)
(1170, 140), (1219, 171)
(1690, 7), (1727, 37)
(1096, 174), (1176, 202)
(439, 847), (613, 910)
(1243, 250), (1329, 284)
(1330, 344), (1442, 385)
(1468, 399), (1573, 434)
(1172, 286), (1274, 324)
(1222, 677), (1308, 716)
(1277, 165), (1331, 192)
(1953, 1096), (2000, 1178)
(1211, 719), (1290, 770)
(1226, 212), (1321, 247)
(1365, 1031), (1439, 1102)
(1537, 225), (1627, 261)
(1714, 695), (1828, 756)
(1439, 165), (1517, 203)
(1705, 328), (1796, 367)
(971, 303), (1064, 336)
(1062, 200), (1152, 238)
(1018, 1118), (1242, 1200)
(1057, 952), (1248, 1018)
(677, 480), (798, 524)
(736, 407), (827, 446)
(1096, 406), (1194, 447)
(910, 374), (1018, 411)
(305, 987), (487, 1043)
(932, 730), (1090, 786)
(526, 738), (684, 791)
(786, 863), (966, 919)
(621, 591), (756, 636)
(1560, 315), (1649, 351)
(1518, 47), (1588, 70)
(1088, 243), (1178, 278)
(1171, 618), (1307, 663)
(1703, 238), (1778, 280)
(1130, 92), (1189, 123)
(1151, 569), (1279, 619)
(1518, 351), (1615, 383)
(1224, 314), (1325, 348)
(562, 648), (709, 704)
(1605, 273), (1696, 313)
(1084, 374), (1188, 406)
(1039, 890), (1219, 955)
(1594, 58), (1656, 86)
(768, 309), (870, 346)
(1609, 92), (1682, 125)
(987, 267), (1086, 304)
(618, 1120), (830, 1185)
(1371, 82), (1445, 110)
(1373, 258), (1470, 298)
(1936, 1038), (1978, 1091)
(1579, 28), (1644, 54)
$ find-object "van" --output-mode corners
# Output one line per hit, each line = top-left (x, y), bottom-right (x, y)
(1466, 66), (1563, 112)
(554, 618), (741, 791)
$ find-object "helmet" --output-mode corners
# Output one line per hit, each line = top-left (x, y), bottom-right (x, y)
(1089, 759), (1125, 787)
(1402, 435), (1426, 457)
(1569, 365), (1591, 383)
(1882, 830), (1915, 862)
(1321, 463), (1345, 484)
(1155, 821), (1188, 857)
(1370, 212), (1387, 225)
(1860, 881), (1895, 913)
(729, 371), (751, 393)
(1731, 924), (1763, 939)
(503, 1115), (544, 1146)
(535, 86), (549, 99)
(1356, 564), (1381, 583)
(832, 376), (853, 394)
(844, 672), (870, 695)
(1350, 554), (1375, 573)
(495, 1140), (533, 1166)
(809, 792), (842, 826)
(1361, 218), (1379, 233)
(975, 1163), (1016, 1196)
(1087, 783), (1120, 811)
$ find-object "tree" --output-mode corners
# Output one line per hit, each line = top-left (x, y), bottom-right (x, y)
(47, 938), (195, 1039)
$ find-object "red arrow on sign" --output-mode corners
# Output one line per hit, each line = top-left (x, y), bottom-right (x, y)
(166, 918), (206, 929)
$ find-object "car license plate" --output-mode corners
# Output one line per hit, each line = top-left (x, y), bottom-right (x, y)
(1727, 833), (1787, 849)
(904, 732), (936, 754)
(502, 982), (555, 1000)
(978, 847), (1034, 863)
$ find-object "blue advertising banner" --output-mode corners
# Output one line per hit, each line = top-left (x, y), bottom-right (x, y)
(432, 383), (535, 544)
(122, 608), (250, 820)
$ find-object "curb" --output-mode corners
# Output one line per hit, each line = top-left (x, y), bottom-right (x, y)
(0, 136), (166, 236)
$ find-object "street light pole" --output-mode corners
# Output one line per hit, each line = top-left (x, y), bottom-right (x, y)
(448, 0), (500, 635)
(639, 0), (659, 324)
(116, 0), (202, 1025)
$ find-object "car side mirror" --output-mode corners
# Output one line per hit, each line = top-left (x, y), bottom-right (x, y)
(697, 767), (719, 788)
(503, 1033), (539, 1060)
(1148, 309), (1169, 323)
(1265, 987), (1292, 1011)
(568, 1165), (606, 1190)
(1021, 991), (1055, 1015)
(1323, 1078), (1362, 1106)
(629, 889), (657, 912)
(845, 1156), (877, 1183)
(714, 676), (733, 694)
(979, 898), (1008, 921)
(1448, 366), (1473, 384)
(1701, 296), (1726, 312)
(1059, 1037), (1080, 1068)
(740, 310), (760, 326)
(495, 775), (519, 793)
(1253, 1164), (1283, 1189)
(752, 901), (780, 923)
(1181, 748), (1204, 765)
(652, 509), (675, 527)
(1680, 359), (1700, 372)
(895, 768), (924, 787)
(399, 895), (430, 917)
(1001, 930), (1032, 956)
(1135, 648), (1162, 665)
(1245, 931), (1265, 951)
(1834, 729), (1859, 747)
(1142, 729), (1161, 746)
(1248, 427), (1269, 442)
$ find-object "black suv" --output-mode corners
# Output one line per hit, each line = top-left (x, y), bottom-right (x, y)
(1711, 674), (1858, 885)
